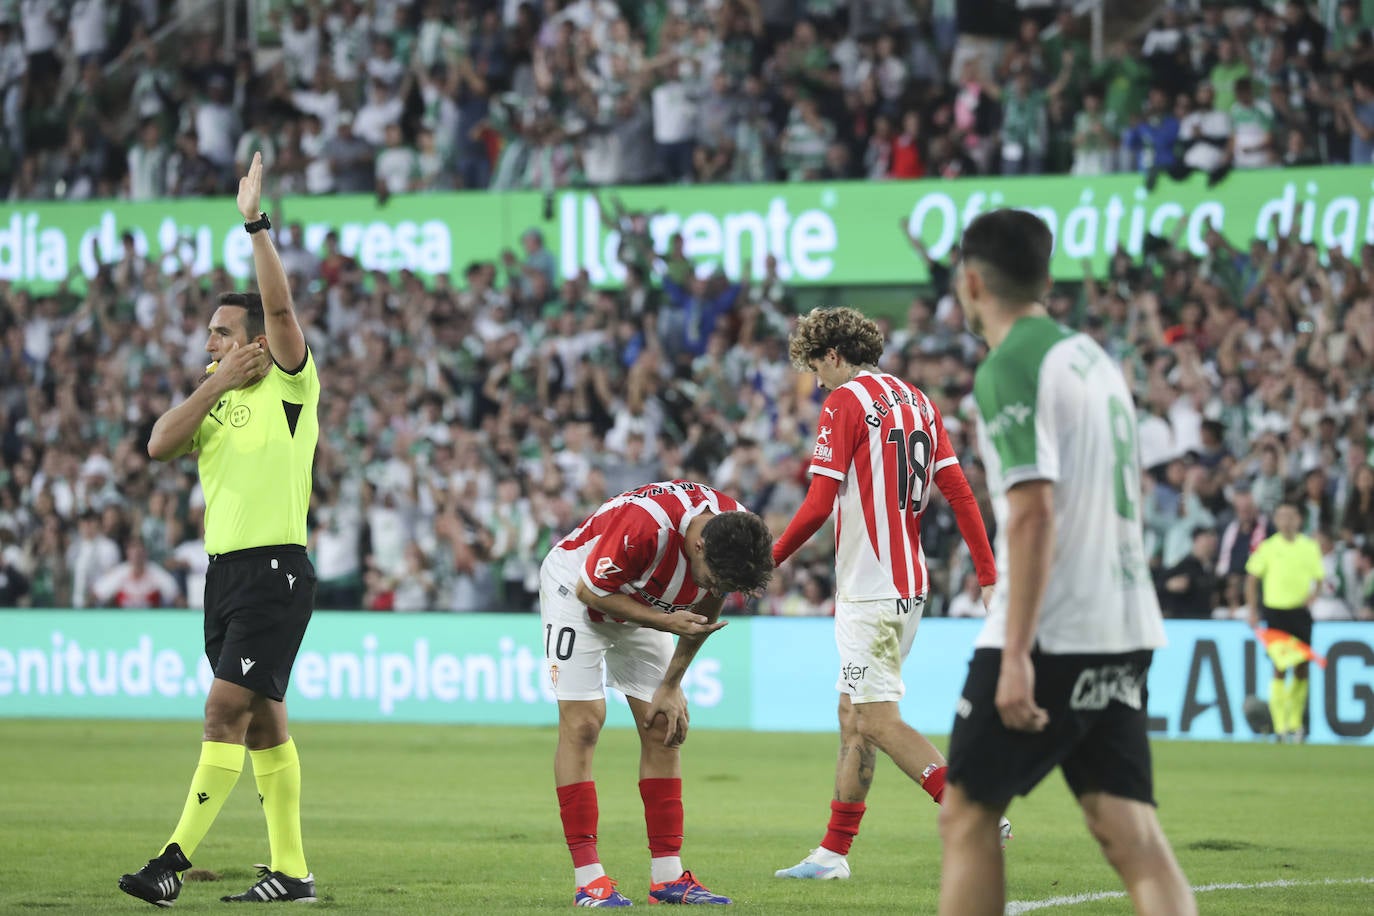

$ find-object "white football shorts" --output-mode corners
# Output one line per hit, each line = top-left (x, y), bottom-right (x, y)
(538, 556), (673, 703)
(834, 595), (926, 704)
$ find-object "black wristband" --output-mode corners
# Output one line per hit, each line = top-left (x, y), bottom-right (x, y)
(244, 212), (271, 235)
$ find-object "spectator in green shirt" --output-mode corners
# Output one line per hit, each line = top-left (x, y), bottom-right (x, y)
(1095, 41), (1150, 133)
(995, 70), (1047, 175)
(1327, 1), (1365, 69)
(1041, 8), (1091, 104)
(1210, 38), (1251, 112)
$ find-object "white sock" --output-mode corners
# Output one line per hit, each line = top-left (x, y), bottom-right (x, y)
(574, 863), (606, 887)
(813, 846), (847, 864)
(651, 856), (684, 884)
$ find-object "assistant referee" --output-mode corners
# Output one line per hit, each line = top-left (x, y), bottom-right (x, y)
(119, 153), (322, 907)
(1245, 501), (1324, 743)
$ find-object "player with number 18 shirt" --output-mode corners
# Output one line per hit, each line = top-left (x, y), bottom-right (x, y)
(772, 307), (999, 881)
(805, 363), (970, 601)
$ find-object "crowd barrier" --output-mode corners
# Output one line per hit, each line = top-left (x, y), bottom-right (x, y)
(4, 166), (1373, 293)
(1, 612), (1370, 744)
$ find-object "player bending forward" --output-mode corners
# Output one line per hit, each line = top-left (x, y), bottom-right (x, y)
(772, 306), (1004, 881)
(542, 480), (773, 906)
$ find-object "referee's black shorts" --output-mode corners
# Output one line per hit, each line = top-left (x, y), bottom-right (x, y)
(948, 648), (1156, 809)
(204, 545), (316, 701)
(1262, 605), (1314, 653)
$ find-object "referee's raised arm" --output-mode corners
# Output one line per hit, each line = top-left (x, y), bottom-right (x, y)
(237, 152), (307, 373)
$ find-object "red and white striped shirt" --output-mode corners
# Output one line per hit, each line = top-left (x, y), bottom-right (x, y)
(550, 480), (741, 622)
(809, 372), (960, 600)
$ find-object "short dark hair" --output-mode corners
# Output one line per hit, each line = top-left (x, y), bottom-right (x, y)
(218, 292), (265, 338)
(701, 511), (774, 596)
(959, 209), (1054, 304)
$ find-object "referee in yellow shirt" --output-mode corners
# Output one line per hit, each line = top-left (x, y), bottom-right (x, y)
(1244, 502), (1324, 743)
(119, 154), (321, 906)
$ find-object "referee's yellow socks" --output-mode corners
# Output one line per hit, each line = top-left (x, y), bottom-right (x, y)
(1288, 678), (1309, 736)
(166, 741), (244, 859)
(250, 738), (309, 879)
(1268, 677), (1289, 736)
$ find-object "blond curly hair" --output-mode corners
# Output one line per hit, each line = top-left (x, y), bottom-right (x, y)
(787, 307), (885, 371)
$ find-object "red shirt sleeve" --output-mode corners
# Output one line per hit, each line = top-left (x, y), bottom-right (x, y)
(808, 390), (861, 482)
(581, 506), (652, 596)
(929, 403), (996, 586)
(772, 474), (840, 566)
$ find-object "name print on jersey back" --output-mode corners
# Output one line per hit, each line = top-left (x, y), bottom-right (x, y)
(807, 371), (962, 601)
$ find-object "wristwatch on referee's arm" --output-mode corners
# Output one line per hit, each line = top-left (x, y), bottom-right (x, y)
(243, 212), (272, 235)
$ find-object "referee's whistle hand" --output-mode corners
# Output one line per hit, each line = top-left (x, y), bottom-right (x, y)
(214, 341), (271, 390)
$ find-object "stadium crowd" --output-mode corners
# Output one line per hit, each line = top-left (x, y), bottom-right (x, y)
(5, 193), (1374, 622)
(1, 0), (1373, 622)
(5, 0), (1374, 199)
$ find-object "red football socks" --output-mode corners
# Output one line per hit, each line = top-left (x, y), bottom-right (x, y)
(639, 778), (684, 857)
(921, 764), (947, 805)
(557, 781), (600, 867)
(821, 800), (867, 855)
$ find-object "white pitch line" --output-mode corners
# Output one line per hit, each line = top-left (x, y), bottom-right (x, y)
(1005, 876), (1374, 913)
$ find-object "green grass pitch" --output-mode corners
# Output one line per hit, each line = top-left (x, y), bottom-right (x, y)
(1, 721), (1371, 914)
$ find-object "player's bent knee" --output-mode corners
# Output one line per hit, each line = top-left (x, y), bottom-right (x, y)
(558, 711), (605, 749)
(640, 727), (681, 760)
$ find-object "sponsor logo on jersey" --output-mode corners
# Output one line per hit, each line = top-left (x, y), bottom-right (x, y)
(816, 426), (833, 446)
(985, 402), (1033, 439)
(633, 589), (698, 613)
(813, 444), (833, 462)
(823, 406), (838, 419)
(594, 557), (622, 579)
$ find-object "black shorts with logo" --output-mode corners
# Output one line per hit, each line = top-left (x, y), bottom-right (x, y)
(1263, 606), (1314, 651)
(947, 648), (1156, 809)
(204, 546), (316, 702)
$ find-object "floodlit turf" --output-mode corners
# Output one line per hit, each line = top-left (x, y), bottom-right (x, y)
(0, 721), (1371, 914)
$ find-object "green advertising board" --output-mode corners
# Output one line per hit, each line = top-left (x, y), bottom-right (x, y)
(0, 191), (543, 294)
(3, 166), (1371, 293)
(0, 611), (749, 729)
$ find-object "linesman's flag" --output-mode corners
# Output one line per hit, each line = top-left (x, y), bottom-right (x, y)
(1253, 626), (1327, 671)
